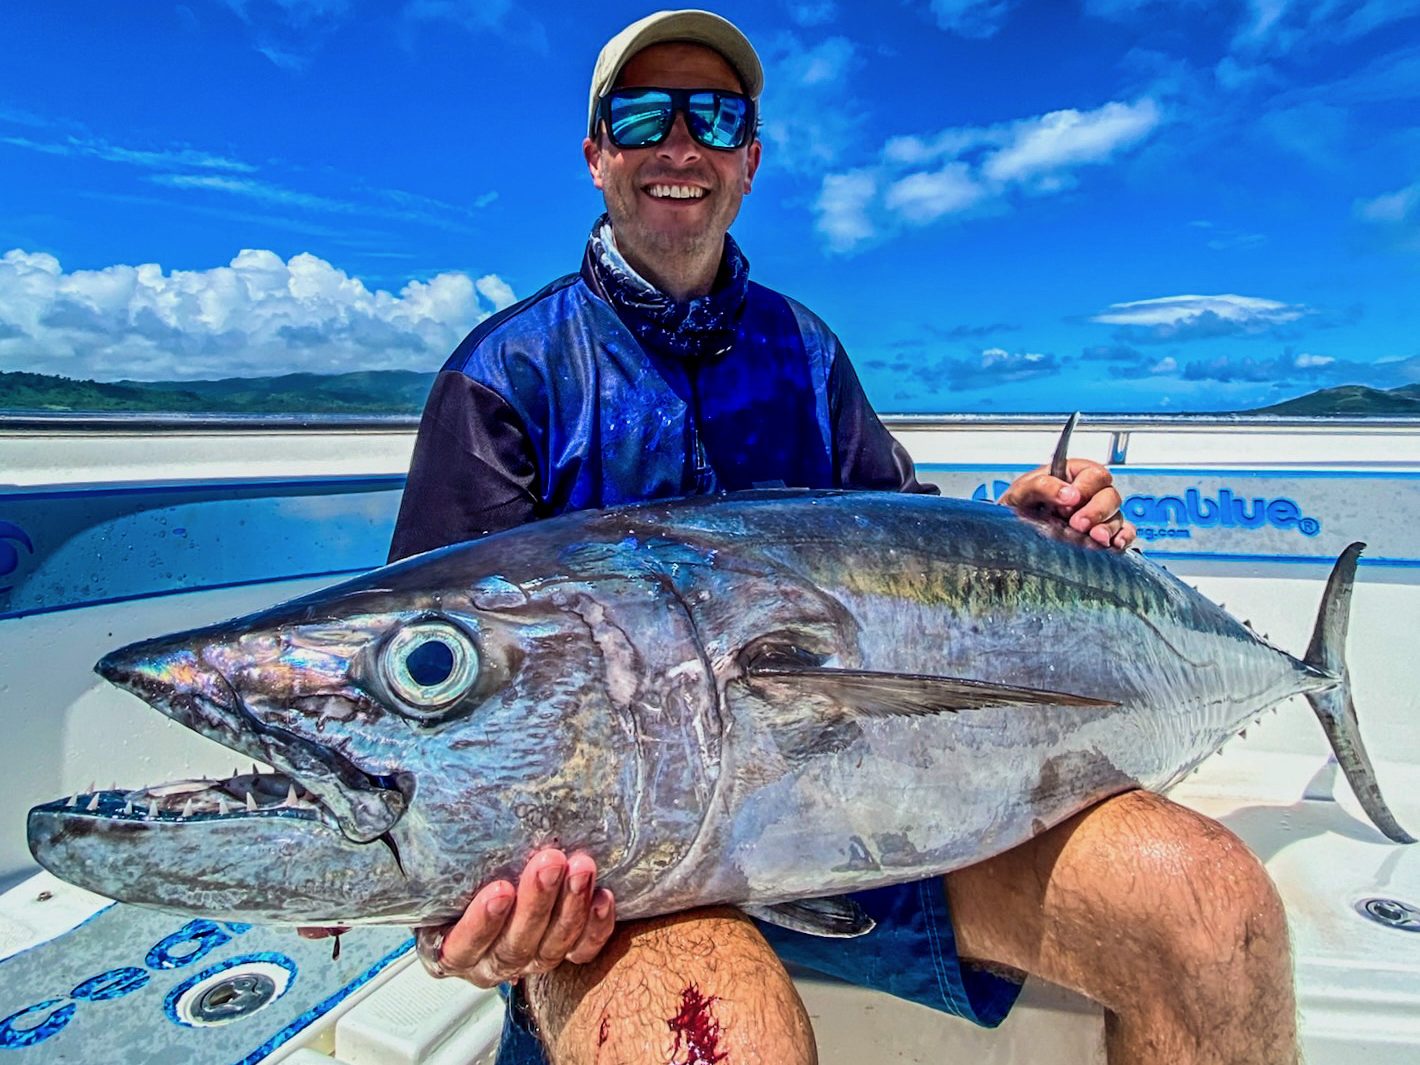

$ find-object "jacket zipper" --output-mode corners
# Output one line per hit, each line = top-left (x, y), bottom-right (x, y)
(687, 369), (713, 494)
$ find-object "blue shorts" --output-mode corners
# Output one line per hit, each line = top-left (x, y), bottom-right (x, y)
(494, 879), (1023, 1062)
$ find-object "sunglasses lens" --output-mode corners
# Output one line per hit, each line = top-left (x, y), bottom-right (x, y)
(607, 89), (674, 147)
(687, 93), (750, 149)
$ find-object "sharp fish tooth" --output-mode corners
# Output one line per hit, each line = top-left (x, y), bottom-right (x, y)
(86, 794), (100, 812)
(218, 795), (230, 815)
(245, 792), (257, 812)
(65, 795), (77, 808)
(285, 783), (299, 808)
(145, 801), (158, 819)
(182, 799), (195, 818)
(124, 801), (134, 815)
(252, 763), (261, 777)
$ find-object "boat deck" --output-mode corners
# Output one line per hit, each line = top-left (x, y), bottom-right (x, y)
(1, 414), (1417, 1063)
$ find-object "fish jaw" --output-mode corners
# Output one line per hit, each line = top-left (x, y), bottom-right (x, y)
(24, 625), (442, 923)
(93, 628), (409, 844)
(25, 790), (442, 925)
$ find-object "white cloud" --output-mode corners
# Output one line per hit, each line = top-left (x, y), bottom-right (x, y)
(1091, 293), (1309, 341)
(816, 98), (1162, 251)
(882, 127), (996, 166)
(759, 35), (865, 172)
(947, 347), (1062, 388)
(1294, 352), (1335, 368)
(152, 174), (355, 213)
(474, 274), (516, 311)
(925, 0), (1017, 38)
(1357, 181), (1420, 223)
(1092, 294), (1307, 327)
(796, 36), (856, 85)
(223, 0), (352, 25)
(400, 0), (546, 52)
(815, 170), (879, 252)
(0, 111), (492, 233)
(787, 1), (838, 26)
(0, 133), (253, 173)
(217, 0), (357, 72)
(147, 172), (487, 231)
(403, 0), (512, 27)
(1230, 0), (1420, 58)
(982, 100), (1162, 184)
(884, 163), (988, 223)
(0, 248), (512, 380)
(1236, 0), (1292, 46)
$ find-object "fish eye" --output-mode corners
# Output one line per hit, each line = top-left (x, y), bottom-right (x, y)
(381, 621), (479, 712)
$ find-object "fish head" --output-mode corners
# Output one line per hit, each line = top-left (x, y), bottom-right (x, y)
(28, 529), (722, 925)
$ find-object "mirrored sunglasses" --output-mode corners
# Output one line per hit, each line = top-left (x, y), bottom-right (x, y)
(598, 87), (756, 151)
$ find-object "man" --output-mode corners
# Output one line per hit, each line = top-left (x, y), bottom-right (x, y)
(387, 11), (1296, 1065)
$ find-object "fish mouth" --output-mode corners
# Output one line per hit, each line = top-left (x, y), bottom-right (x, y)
(79, 641), (409, 845)
(34, 768), (337, 830)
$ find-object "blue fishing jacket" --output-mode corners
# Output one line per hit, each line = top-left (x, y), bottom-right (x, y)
(391, 222), (1023, 1049)
(391, 217), (932, 561)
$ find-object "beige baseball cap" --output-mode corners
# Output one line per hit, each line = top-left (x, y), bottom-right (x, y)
(587, 10), (764, 137)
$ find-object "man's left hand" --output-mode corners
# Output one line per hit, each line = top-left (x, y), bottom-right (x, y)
(999, 458), (1136, 549)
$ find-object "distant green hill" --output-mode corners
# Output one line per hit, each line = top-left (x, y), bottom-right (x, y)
(5, 370), (1420, 417)
(0, 369), (436, 414)
(1247, 384), (1420, 416)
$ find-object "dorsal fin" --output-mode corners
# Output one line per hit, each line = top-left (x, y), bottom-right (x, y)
(1051, 411), (1081, 481)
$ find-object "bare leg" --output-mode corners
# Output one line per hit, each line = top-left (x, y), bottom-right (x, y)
(527, 905), (817, 1065)
(947, 791), (1298, 1065)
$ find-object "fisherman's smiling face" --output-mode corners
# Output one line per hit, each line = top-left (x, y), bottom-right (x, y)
(583, 42), (761, 292)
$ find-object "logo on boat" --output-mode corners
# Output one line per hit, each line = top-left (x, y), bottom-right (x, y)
(970, 483), (1321, 540)
(1122, 489), (1320, 539)
(0, 520), (34, 592)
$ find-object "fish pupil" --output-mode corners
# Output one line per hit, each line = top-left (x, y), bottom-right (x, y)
(406, 640), (455, 687)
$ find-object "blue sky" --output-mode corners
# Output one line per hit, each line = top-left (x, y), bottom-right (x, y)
(1, 0), (1417, 412)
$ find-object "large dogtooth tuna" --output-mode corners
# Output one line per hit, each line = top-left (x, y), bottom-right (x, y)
(27, 421), (1413, 935)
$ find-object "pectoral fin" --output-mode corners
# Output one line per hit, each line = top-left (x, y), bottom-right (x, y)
(746, 662), (1117, 716)
(742, 896), (877, 938)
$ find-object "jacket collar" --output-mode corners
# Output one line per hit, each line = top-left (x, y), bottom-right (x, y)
(580, 214), (750, 362)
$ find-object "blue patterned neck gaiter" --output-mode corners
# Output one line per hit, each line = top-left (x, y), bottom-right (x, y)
(582, 214), (751, 362)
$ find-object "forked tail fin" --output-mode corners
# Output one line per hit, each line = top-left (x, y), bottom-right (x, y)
(1303, 542), (1415, 843)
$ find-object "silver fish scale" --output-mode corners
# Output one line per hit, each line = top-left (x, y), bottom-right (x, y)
(616, 492), (1320, 911)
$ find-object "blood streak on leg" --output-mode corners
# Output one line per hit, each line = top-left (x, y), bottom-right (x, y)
(667, 984), (727, 1064)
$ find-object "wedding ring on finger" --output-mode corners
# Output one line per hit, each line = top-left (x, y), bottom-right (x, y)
(415, 926), (453, 979)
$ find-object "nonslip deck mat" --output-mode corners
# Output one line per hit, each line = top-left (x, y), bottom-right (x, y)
(0, 903), (412, 1062)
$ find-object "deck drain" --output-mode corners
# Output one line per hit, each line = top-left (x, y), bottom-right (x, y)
(193, 972), (278, 1022)
(166, 954), (297, 1027)
(1355, 897), (1420, 932)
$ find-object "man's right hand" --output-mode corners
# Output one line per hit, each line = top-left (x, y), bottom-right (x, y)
(413, 849), (616, 988)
